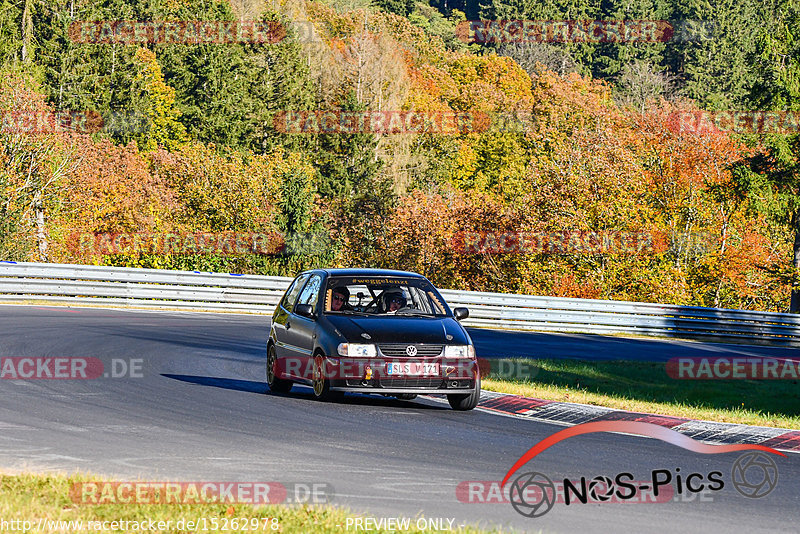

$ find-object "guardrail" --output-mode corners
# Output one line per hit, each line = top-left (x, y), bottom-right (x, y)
(1, 261), (799, 345)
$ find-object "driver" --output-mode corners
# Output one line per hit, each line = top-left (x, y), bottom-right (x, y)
(330, 286), (353, 311)
(382, 288), (407, 313)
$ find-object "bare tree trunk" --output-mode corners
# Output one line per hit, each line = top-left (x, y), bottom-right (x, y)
(713, 218), (729, 308)
(34, 199), (48, 262)
(21, 0), (33, 64)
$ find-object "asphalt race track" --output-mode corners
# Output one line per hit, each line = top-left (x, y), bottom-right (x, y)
(1, 304), (798, 533)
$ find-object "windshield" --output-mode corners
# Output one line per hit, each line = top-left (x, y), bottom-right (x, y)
(323, 276), (449, 317)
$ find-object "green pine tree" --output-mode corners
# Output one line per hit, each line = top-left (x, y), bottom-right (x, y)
(747, 1), (800, 310)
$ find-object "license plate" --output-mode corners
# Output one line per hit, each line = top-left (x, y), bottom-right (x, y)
(386, 362), (439, 376)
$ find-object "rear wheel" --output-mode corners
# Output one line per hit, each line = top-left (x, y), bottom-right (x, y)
(447, 373), (480, 411)
(267, 344), (292, 393)
(312, 354), (343, 401)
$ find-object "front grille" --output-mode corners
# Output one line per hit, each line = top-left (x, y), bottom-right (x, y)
(378, 344), (443, 358)
(379, 377), (445, 388)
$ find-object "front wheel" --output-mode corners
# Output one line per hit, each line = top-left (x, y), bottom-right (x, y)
(267, 344), (292, 393)
(312, 354), (343, 402)
(447, 373), (481, 411)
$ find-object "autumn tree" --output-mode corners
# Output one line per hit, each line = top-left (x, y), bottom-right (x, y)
(498, 42), (577, 77)
(129, 48), (188, 152)
(0, 70), (81, 261)
(614, 59), (675, 114)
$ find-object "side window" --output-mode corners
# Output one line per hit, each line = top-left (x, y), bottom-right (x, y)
(280, 274), (310, 311)
(409, 287), (433, 313)
(295, 274), (322, 313)
(426, 289), (447, 315)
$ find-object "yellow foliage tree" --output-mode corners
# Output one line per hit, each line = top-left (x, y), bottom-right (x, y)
(132, 48), (188, 152)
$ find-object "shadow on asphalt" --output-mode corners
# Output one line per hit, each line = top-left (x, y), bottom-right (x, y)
(160, 374), (449, 410)
(162, 374), (268, 393)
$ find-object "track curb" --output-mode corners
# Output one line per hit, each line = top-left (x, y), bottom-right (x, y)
(474, 390), (800, 453)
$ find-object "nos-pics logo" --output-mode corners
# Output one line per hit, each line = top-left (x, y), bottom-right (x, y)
(503, 421), (782, 518)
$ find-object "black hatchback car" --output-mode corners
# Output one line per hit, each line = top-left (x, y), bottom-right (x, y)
(267, 268), (480, 410)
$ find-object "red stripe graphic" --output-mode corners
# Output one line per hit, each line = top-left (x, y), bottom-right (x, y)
(501, 421), (784, 486)
(761, 431), (800, 452)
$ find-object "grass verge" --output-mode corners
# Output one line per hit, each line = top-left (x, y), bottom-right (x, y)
(0, 472), (502, 534)
(481, 359), (800, 430)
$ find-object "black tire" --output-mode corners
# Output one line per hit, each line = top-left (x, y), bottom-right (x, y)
(267, 344), (293, 393)
(447, 373), (481, 411)
(312, 354), (343, 401)
(396, 394), (417, 401)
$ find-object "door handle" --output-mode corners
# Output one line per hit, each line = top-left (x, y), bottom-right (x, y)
(286, 320), (291, 330)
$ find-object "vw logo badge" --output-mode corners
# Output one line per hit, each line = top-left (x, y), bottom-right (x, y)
(406, 345), (418, 356)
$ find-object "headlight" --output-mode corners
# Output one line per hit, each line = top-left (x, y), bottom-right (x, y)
(337, 343), (377, 357)
(444, 345), (475, 359)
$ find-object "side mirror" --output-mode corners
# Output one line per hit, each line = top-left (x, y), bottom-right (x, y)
(295, 303), (315, 319)
(453, 307), (469, 321)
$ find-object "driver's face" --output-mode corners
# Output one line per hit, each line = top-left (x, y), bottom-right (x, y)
(331, 293), (346, 311)
(389, 298), (402, 312)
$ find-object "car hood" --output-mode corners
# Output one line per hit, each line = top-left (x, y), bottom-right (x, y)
(325, 315), (470, 345)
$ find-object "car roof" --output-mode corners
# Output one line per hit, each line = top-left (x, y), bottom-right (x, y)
(308, 268), (427, 279)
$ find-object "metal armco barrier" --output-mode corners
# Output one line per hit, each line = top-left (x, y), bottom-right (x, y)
(2, 261), (799, 345)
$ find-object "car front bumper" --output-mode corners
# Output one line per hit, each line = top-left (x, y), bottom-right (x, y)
(324, 356), (479, 393)
(331, 387), (474, 394)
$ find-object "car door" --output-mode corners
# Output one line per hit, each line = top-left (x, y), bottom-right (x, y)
(273, 273), (310, 364)
(283, 273), (323, 381)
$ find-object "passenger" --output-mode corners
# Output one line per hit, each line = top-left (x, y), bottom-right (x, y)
(382, 289), (407, 313)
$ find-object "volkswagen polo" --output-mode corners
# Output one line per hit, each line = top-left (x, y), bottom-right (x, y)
(266, 268), (480, 410)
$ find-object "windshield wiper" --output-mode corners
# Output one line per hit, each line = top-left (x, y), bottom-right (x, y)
(395, 310), (433, 317)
